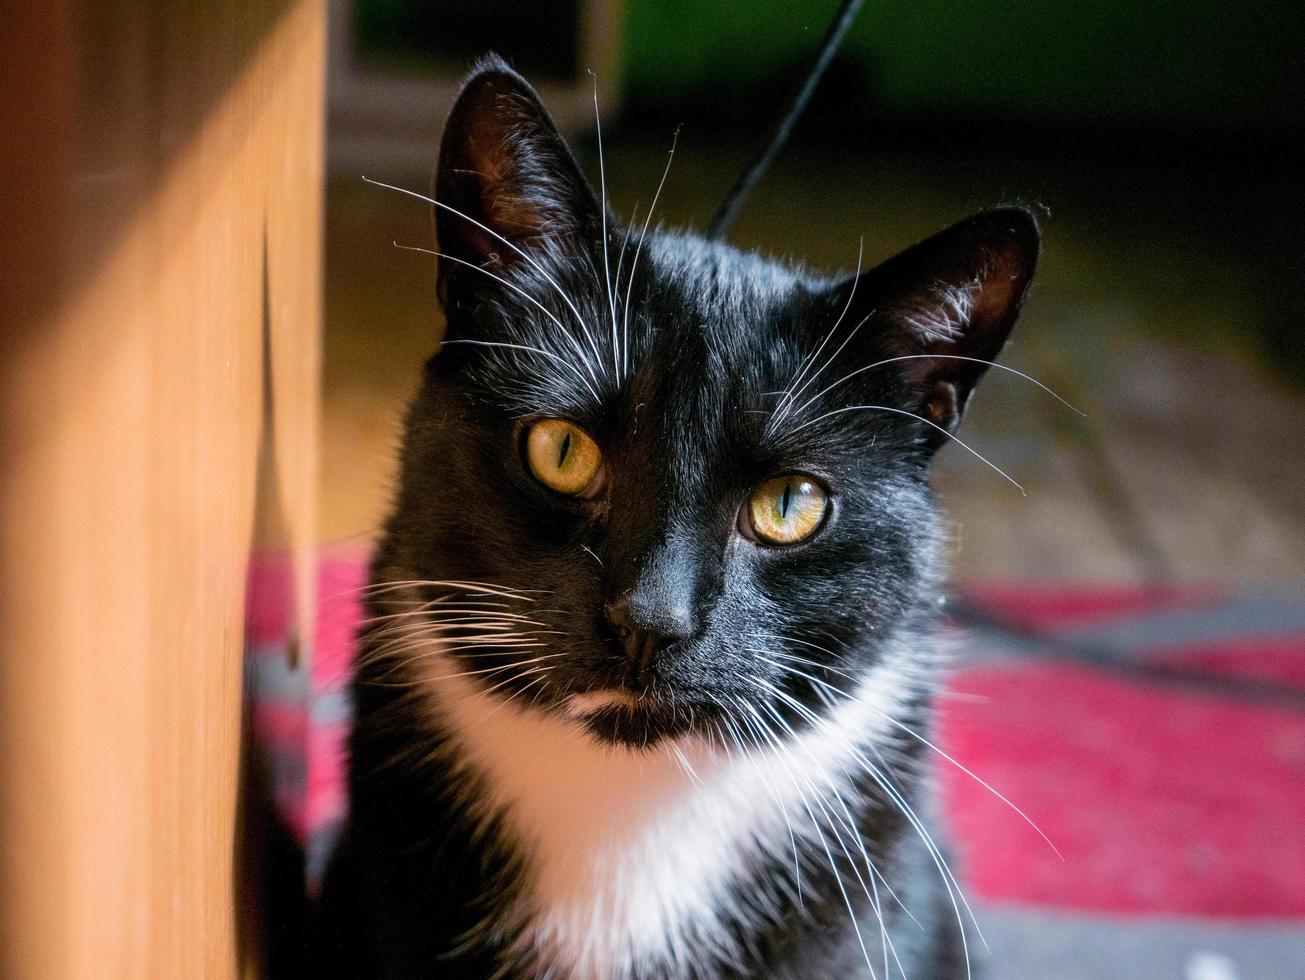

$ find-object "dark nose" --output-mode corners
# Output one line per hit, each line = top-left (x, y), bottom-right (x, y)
(603, 595), (693, 686)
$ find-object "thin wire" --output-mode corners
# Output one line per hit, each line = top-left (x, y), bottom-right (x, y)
(706, 0), (868, 240)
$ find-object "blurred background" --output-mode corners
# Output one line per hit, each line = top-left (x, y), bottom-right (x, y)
(4, 0), (1301, 977)
(314, 1), (1305, 977)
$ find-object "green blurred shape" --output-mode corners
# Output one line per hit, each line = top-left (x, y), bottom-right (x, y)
(623, 0), (1303, 127)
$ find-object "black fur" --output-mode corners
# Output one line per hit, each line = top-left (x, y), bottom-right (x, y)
(316, 54), (1038, 978)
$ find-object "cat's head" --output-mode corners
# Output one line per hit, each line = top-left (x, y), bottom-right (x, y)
(371, 56), (1038, 748)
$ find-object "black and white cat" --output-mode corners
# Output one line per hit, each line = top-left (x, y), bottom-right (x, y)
(317, 55), (1038, 979)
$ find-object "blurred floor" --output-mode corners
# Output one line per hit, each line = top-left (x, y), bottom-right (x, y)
(321, 135), (1305, 585)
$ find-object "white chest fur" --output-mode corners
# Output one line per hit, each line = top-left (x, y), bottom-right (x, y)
(428, 659), (908, 980)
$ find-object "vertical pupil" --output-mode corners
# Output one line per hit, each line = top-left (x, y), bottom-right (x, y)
(557, 431), (572, 469)
(780, 480), (793, 519)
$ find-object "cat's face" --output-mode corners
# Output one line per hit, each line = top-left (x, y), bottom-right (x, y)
(373, 57), (1038, 748)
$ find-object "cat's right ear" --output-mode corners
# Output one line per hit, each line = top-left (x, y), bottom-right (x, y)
(434, 55), (602, 304)
(833, 207), (1040, 445)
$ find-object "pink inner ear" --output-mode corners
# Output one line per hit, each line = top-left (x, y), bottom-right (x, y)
(487, 188), (553, 242)
(448, 119), (555, 258)
(969, 245), (1033, 332)
(466, 130), (551, 242)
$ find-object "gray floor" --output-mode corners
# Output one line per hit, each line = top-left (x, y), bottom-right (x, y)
(981, 905), (1305, 980)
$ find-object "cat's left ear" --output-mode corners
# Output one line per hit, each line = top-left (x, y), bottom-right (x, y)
(842, 206), (1040, 443)
(434, 55), (602, 303)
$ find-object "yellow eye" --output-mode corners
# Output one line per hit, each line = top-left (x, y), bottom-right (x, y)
(524, 419), (603, 496)
(747, 475), (828, 545)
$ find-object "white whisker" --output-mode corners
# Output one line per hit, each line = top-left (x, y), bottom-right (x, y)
(361, 177), (596, 352)
(794, 402), (1025, 493)
(735, 696), (881, 978)
(768, 238), (864, 434)
(787, 353), (1085, 421)
(392, 241), (605, 392)
(756, 681), (980, 978)
(589, 73), (621, 379)
(440, 339), (605, 404)
(621, 128), (680, 381)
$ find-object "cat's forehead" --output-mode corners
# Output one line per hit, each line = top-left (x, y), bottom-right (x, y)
(633, 232), (818, 387)
(591, 235), (841, 465)
(642, 232), (810, 335)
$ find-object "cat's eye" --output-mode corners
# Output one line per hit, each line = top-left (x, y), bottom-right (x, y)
(524, 419), (604, 496)
(745, 475), (829, 545)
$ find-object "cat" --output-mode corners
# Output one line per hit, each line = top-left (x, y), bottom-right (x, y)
(315, 54), (1038, 979)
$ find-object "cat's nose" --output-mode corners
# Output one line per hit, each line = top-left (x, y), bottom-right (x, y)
(603, 595), (693, 683)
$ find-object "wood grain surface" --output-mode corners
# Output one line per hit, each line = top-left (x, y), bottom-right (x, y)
(0, 1), (324, 975)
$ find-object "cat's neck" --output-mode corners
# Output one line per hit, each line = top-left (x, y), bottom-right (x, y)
(425, 650), (919, 979)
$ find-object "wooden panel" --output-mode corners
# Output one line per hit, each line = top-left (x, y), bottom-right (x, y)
(0, 1), (324, 976)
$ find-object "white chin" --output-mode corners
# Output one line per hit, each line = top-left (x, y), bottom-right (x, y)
(564, 690), (640, 718)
